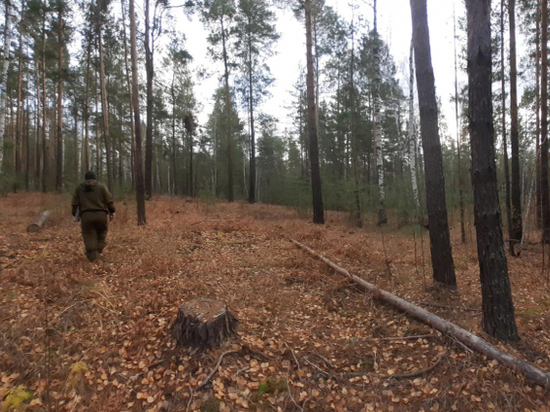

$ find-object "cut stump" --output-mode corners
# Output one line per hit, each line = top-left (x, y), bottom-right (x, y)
(171, 298), (239, 351)
(26, 211), (51, 233)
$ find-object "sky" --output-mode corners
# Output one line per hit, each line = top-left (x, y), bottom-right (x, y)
(182, 0), (468, 140)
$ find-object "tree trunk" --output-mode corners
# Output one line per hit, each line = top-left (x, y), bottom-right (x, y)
(97, 15), (113, 192)
(509, 0), (522, 250)
(536, 0), (541, 229)
(409, 39), (420, 212)
(220, 17), (233, 202)
(56, 3), (63, 193)
(454, 10), (466, 244)
(34, 57), (40, 190)
(247, 31), (256, 204)
(305, 0), (324, 224)
(15, 30), (22, 178)
(501, 0), (513, 252)
(145, 0), (153, 199)
(83, 42), (90, 173)
(541, 0), (550, 243)
(410, 0), (456, 289)
(27, 210), (51, 233)
(41, 6), (47, 194)
(130, 0), (146, 225)
(0, 0), (13, 164)
(121, 0), (135, 188)
(373, 0), (386, 225)
(466, 0), (518, 341)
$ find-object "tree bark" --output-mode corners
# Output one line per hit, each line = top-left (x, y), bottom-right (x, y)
(454, 10), (465, 244)
(220, 16), (233, 202)
(0, 0), (13, 165)
(130, 0), (146, 225)
(247, 28), (256, 204)
(34, 57), (40, 190)
(15, 30), (23, 178)
(466, 0), (518, 341)
(56, 3), (64, 193)
(305, 0), (324, 224)
(410, 0), (456, 289)
(509, 0), (522, 251)
(541, 0), (550, 243)
(145, 0), (153, 199)
(83, 41), (91, 173)
(501, 0), (513, 252)
(41, 4), (47, 193)
(121, 0), (135, 187)
(97, 11), (113, 192)
(373, 0), (386, 225)
(409, 39), (420, 212)
(536, 0), (542, 229)
(292, 240), (546, 385)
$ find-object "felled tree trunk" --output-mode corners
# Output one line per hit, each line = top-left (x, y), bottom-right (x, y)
(171, 298), (238, 351)
(26, 210), (51, 233)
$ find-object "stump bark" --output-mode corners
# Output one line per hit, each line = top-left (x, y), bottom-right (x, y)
(171, 298), (239, 351)
(26, 211), (51, 233)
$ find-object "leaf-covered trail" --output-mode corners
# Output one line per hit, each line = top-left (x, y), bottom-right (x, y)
(1, 194), (549, 411)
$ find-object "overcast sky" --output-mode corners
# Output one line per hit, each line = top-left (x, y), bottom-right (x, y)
(182, 0), (468, 140)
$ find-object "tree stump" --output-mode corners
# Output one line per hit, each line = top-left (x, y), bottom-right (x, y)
(26, 211), (51, 233)
(171, 298), (239, 351)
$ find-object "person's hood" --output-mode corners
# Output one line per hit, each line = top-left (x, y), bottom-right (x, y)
(81, 179), (99, 192)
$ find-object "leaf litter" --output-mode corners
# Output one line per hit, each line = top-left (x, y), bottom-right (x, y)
(0, 193), (549, 411)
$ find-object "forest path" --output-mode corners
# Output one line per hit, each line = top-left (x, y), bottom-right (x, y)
(0, 194), (549, 411)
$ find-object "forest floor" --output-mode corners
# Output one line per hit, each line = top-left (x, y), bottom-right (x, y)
(1, 193), (550, 412)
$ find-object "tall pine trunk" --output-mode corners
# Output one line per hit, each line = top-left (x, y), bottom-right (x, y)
(144, 0), (153, 199)
(536, 0), (541, 228)
(541, 0), (550, 243)
(121, 0), (135, 187)
(0, 0), (13, 165)
(247, 30), (256, 204)
(454, 9), (466, 244)
(409, 39), (420, 212)
(373, 0), (386, 225)
(509, 0), (522, 252)
(305, 0), (324, 224)
(466, 0), (518, 341)
(34, 57), (40, 190)
(220, 17), (233, 202)
(15, 30), (22, 178)
(55, 3), (63, 193)
(410, 0), (456, 289)
(97, 14), (112, 192)
(501, 0), (513, 250)
(41, 5), (47, 193)
(129, 0), (146, 225)
(83, 42), (90, 173)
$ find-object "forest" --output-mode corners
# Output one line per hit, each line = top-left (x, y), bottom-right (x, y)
(1, 0), (550, 410)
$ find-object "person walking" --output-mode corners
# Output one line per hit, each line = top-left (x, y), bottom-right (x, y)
(71, 171), (115, 262)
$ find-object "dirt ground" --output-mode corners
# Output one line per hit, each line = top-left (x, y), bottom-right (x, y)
(1, 193), (550, 412)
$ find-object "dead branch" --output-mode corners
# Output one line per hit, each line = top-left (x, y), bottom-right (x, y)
(196, 350), (237, 391)
(291, 239), (550, 388)
(340, 352), (446, 380)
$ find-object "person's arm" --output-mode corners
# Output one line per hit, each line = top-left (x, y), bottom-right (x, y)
(71, 188), (80, 216)
(103, 185), (116, 215)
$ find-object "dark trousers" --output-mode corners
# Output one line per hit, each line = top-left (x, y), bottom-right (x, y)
(81, 211), (108, 262)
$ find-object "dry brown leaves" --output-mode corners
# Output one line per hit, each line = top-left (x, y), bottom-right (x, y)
(0, 193), (549, 411)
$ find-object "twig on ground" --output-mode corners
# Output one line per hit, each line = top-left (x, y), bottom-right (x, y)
(308, 352), (334, 369)
(196, 350), (238, 391)
(340, 352), (447, 380)
(236, 366), (249, 376)
(304, 357), (337, 380)
(284, 341), (302, 371)
(286, 381), (303, 412)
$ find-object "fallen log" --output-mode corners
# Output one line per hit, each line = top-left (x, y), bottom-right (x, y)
(291, 239), (550, 388)
(26, 210), (51, 233)
(171, 298), (239, 351)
